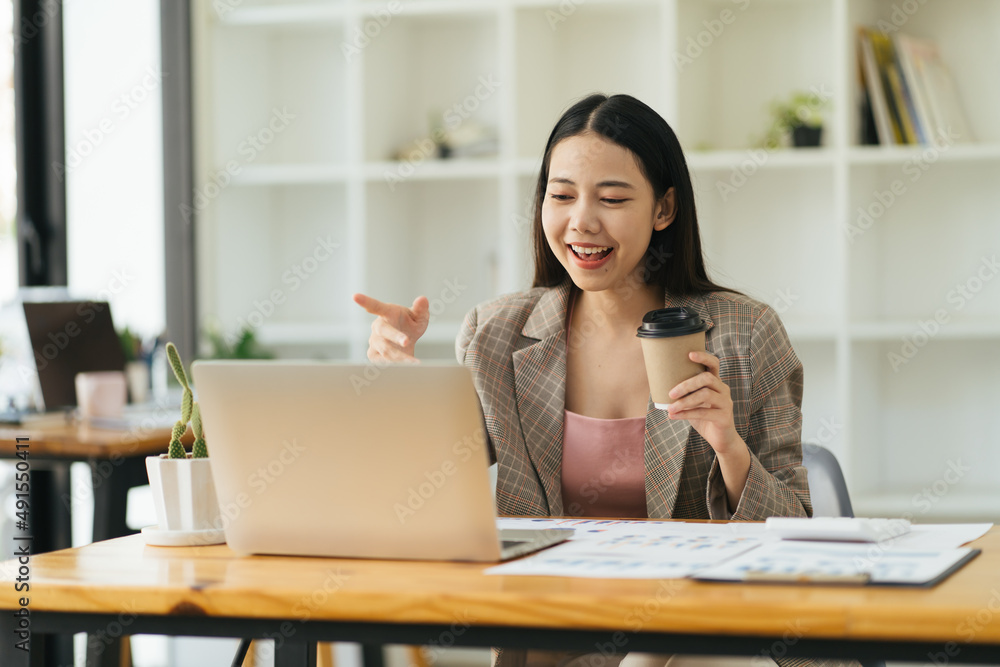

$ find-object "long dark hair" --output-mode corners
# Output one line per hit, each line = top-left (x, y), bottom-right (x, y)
(531, 93), (731, 296)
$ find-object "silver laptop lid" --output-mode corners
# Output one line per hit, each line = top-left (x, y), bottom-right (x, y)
(191, 361), (502, 561)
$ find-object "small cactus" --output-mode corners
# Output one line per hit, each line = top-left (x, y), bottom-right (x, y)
(167, 420), (187, 459)
(164, 342), (207, 459)
(166, 342), (190, 390)
(191, 402), (208, 459)
(180, 386), (193, 424)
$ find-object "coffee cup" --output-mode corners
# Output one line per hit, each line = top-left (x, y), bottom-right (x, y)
(75, 371), (127, 419)
(636, 308), (709, 409)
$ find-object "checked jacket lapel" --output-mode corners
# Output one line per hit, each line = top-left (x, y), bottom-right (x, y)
(512, 282), (573, 516)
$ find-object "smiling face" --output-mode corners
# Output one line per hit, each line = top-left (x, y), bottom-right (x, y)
(541, 132), (676, 294)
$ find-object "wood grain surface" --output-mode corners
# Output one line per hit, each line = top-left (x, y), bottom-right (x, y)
(0, 422), (190, 459)
(1, 526), (997, 644)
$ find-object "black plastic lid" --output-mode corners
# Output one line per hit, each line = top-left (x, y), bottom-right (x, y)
(635, 307), (709, 339)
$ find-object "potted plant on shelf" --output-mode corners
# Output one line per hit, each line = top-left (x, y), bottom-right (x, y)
(118, 326), (150, 404)
(143, 342), (224, 546)
(762, 90), (828, 148)
(204, 324), (274, 360)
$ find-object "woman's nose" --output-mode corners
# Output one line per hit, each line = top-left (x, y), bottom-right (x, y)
(568, 199), (600, 234)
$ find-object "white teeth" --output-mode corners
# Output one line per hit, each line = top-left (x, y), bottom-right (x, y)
(570, 244), (611, 255)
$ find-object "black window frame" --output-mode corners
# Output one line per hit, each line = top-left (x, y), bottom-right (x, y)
(12, 0), (198, 361)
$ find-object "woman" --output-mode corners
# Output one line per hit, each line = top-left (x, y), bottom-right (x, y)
(354, 94), (813, 667)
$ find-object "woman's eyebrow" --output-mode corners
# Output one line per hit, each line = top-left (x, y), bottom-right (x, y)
(548, 177), (635, 189)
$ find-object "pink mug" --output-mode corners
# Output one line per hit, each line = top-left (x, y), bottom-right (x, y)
(75, 371), (127, 419)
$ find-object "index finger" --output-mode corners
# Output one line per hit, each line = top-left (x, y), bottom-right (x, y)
(353, 293), (398, 318)
(688, 350), (720, 375)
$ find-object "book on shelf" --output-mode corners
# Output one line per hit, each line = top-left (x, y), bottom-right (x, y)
(856, 27), (974, 146)
(894, 32), (937, 144)
(857, 28), (897, 146)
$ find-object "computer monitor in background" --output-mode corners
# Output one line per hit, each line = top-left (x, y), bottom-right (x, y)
(22, 301), (126, 410)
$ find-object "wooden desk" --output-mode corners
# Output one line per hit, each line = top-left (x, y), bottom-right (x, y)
(2, 526), (1000, 667)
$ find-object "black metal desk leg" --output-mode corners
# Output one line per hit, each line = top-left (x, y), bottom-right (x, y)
(29, 464), (72, 554)
(90, 457), (144, 543)
(27, 464), (75, 666)
(85, 631), (123, 667)
(275, 639), (317, 667)
(362, 644), (385, 667)
(88, 456), (146, 667)
(0, 610), (32, 667)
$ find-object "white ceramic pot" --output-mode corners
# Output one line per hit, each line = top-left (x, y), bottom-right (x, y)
(145, 454), (223, 533)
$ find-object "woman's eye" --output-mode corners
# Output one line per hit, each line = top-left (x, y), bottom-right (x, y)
(603, 198), (627, 204)
(549, 194), (572, 201)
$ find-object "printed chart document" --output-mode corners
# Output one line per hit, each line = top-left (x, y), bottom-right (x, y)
(487, 531), (761, 578)
(693, 541), (979, 586)
(489, 518), (989, 585)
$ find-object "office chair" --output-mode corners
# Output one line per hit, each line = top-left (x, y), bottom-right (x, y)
(801, 443), (854, 518)
(802, 444), (886, 667)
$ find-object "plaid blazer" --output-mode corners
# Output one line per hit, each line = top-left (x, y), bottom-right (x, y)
(456, 280), (812, 522)
(456, 281), (846, 667)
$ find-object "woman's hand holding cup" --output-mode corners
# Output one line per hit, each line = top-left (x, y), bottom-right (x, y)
(353, 293), (430, 363)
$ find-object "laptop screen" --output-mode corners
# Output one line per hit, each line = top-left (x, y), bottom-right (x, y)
(23, 301), (126, 410)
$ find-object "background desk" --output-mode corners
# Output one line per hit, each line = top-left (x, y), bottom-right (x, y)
(0, 421), (188, 549)
(3, 526), (1000, 667)
(0, 422), (186, 667)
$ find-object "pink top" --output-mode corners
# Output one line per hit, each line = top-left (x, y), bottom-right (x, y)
(561, 410), (648, 518)
(561, 290), (647, 518)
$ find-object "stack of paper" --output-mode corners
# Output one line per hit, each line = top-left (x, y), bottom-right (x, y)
(486, 519), (990, 586)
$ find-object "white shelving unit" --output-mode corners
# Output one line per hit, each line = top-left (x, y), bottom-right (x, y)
(192, 0), (1000, 520)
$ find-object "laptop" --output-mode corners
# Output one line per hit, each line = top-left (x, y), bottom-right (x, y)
(190, 361), (571, 562)
(22, 300), (126, 410)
